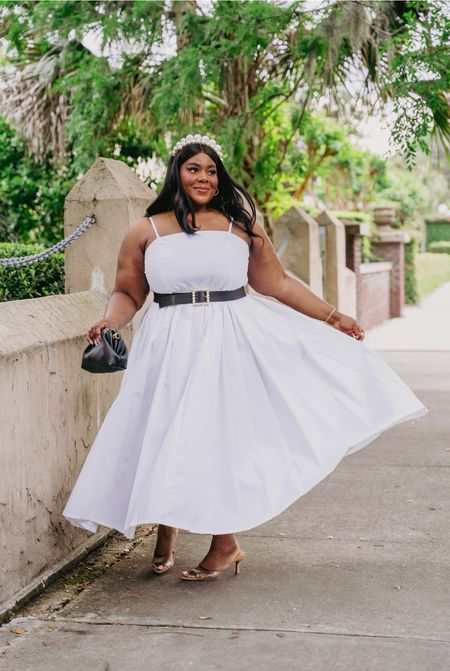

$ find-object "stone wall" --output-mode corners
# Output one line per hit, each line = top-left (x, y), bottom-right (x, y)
(0, 158), (155, 618)
(371, 231), (409, 318)
(0, 291), (131, 612)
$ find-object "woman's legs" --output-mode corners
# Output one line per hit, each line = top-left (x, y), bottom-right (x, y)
(153, 526), (239, 565)
(154, 523), (178, 556)
(193, 533), (240, 570)
(154, 527), (243, 577)
(180, 533), (244, 579)
(152, 524), (178, 572)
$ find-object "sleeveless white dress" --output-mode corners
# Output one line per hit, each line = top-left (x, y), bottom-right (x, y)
(63, 215), (427, 538)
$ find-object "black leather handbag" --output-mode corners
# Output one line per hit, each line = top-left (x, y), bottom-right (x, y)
(81, 328), (128, 373)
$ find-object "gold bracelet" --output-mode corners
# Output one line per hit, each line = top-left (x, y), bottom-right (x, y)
(325, 307), (336, 323)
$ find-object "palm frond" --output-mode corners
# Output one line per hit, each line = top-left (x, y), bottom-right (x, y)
(0, 48), (67, 163)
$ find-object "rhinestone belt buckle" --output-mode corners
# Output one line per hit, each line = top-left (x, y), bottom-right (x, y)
(191, 288), (210, 306)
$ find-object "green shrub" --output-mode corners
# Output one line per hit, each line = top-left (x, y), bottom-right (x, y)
(404, 235), (419, 304)
(361, 235), (385, 263)
(425, 218), (450, 248)
(428, 240), (450, 254)
(331, 210), (372, 224)
(0, 243), (64, 302)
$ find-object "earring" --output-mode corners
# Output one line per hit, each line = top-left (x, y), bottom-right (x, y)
(214, 187), (219, 196)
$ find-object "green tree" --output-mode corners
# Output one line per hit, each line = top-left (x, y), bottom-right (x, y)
(317, 142), (389, 212)
(0, 117), (76, 243)
(0, 0), (448, 235)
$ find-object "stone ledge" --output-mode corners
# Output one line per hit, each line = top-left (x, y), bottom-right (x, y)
(359, 262), (393, 274)
(372, 230), (411, 243)
(0, 291), (109, 356)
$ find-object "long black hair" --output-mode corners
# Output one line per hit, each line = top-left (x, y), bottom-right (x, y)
(144, 142), (263, 247)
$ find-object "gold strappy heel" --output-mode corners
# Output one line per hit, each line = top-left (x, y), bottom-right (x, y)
(152, 549), (175, 574)
(180, 547), (246, 581)
(152, 527), (178, 574)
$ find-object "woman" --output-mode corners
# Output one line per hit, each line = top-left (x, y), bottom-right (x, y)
(63, 134), (427, 581)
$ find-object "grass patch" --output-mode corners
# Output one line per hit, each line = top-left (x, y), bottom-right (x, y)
(416, 252), (450, 299)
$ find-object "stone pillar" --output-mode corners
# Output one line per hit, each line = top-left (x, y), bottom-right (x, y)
(316, 208), (353, 313)
(372, 205), (397, 230)
(272, 206), (323, 297)
(340, 221), (371, 322)
(64, 157), (157, 296)
(345, 228), (362, 273)
(371, 230), (410, 318)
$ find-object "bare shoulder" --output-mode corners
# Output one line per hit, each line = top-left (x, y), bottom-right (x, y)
(148, 211), (180, 237)
(150, 212), (173, 225)
(129, 215), (158, 252)
(122, 216), (151, 244)
(114, 217), (153, 264)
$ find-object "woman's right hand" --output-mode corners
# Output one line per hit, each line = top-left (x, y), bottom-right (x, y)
(86, 319), (117, 345)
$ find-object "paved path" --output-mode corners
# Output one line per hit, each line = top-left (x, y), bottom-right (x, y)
(364, 281), (450, 351)
(1, 285), (449, 671)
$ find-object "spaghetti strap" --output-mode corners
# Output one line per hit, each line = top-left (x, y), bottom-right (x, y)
(228, 216), (234, 233)
(148, 216), (160, 238)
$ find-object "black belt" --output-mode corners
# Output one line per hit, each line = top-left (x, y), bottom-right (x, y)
(153, 286), (246, 308)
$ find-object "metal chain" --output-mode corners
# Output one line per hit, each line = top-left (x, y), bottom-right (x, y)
(0, 215), (96, 268)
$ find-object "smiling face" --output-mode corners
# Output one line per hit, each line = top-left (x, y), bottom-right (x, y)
(179, 151), (219, 209)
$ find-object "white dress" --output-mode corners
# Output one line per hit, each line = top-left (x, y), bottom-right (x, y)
(63, 215), (428, 538)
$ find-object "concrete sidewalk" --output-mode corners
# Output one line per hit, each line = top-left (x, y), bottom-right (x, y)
(1, 286), (449, 671)
(364, 281), (450, 351)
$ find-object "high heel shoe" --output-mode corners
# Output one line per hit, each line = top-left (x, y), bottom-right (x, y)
(152, 549), (175, 574)
(152, 527), (178, 574)
(180, 547), (246, 581)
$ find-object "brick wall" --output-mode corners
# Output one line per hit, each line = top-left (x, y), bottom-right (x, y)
(371, 239), (405, 318)
(358, 262), (392, 330)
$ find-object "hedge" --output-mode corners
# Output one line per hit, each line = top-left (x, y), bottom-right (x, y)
(428, 240), (450, 254)
(425, 218), (450, 248)
(404, 234), (419, 304)
(0, 243), (64, 302)
(330, 210), (372, 224)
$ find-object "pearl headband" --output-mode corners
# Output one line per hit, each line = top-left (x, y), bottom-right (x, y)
(171, 133), (224, 160)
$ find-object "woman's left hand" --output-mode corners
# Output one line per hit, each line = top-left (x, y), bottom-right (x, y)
(328, 312), (366, 340)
